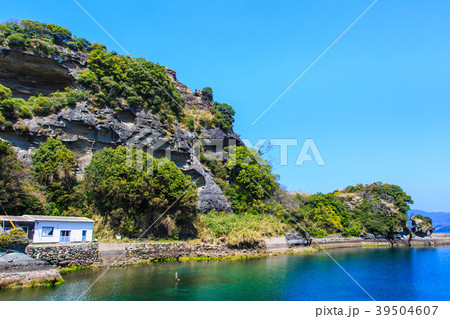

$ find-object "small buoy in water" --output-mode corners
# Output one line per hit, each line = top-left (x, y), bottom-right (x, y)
(175, 272), (181, 282)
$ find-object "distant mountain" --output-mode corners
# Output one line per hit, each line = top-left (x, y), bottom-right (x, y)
(409, 210), (450, 233)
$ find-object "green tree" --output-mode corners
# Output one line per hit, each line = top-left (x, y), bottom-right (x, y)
(0, 140), (43, 215)
(201, 87), (213, 100)
(84, 146), (197, 237)
(223, 146), (278, 214)
(31, 137), (80, 214)
(31, 137), (76, 186)
(211, 102), (235, 132)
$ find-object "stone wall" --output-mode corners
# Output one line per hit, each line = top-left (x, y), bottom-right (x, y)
(125, 242), (231, 260)
(26, 243), (98, 266)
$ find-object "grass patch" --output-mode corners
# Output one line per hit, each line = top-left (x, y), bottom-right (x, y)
(58, 265), (91, 274)
(198, 212), (289, 247)
(177, 255), (269, 263)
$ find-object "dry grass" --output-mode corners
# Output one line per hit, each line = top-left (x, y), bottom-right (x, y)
(197, 212), (290, 248)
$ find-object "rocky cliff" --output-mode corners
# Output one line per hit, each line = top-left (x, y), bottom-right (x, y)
(0, 46), (239, 213)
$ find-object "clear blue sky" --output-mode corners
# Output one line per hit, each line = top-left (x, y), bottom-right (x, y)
(2, 0), (449, 212)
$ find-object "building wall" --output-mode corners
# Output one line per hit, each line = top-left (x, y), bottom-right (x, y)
(32, 221), (93, 243)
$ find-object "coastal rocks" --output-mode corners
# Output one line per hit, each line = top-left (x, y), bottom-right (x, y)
(26, 243), (99, 266)
(411, 216), (435, 237)
(0, 248), (63, 289)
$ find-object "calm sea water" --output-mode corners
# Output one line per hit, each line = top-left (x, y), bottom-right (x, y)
(1, 247), (450, 301)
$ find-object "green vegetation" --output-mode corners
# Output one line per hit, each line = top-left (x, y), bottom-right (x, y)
(0, 20), (235, 133)
(84, 146), (198, 238)
(201, 87), (213, 100)
(58, 265), (91, 274)
(31, 137), (83, 215)
(0, 83), (87, 121)
(0, 20), (92, 53)
(200, 146), (279, 215)
(211, 102), (235, 132)
(0, 20), (419, 245)
(83, 45), (185, 118)
(198, 211), (288, 247)
(0, 228), (29, 250)
(0, 140), (43, 214)
(6, 137), (198, 239)
(280, 183), (413, 239)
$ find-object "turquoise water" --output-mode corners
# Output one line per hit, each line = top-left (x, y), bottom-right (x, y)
(1, 247), (450, 301)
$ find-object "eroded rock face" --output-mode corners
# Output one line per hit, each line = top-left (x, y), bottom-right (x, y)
(183, 156), (232, 213)
(165, 68), (213, 110)
(0, 47), (86, 98)
(0, 50), (236, 213)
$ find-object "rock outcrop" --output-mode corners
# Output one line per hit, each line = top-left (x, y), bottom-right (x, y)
(0, 49), (239, 213)
(411, 216), (435, 237)
(0, 47), (86, 98)
(0, 248), (63, 289)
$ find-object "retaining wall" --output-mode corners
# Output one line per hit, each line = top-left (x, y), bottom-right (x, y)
(125, 242), (231, 260)
(26, 243), (98, 266)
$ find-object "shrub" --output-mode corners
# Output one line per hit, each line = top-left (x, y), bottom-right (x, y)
(31, 137), (77, 187)
(19, 104), (33, 118)
(201, 87), (213, 100)
(0, 228), (29, 251)
(77, 70), (98, 86)
(0, 84), (12, 101)
(7, 33), (27, 49)
(29, 38), (57, 55)
(0, 98), (26, 119)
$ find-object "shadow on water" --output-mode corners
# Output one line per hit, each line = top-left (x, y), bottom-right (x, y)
(1, 247), (449, 301)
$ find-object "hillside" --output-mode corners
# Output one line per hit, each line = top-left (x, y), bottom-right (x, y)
(0, 20), (424, 244)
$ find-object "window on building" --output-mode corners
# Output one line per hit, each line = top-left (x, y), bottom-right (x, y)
(42, 227), (54, 237)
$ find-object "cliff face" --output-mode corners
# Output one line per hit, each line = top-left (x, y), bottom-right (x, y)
(0, 47), (85, 98)
(0, 47), (238, 213)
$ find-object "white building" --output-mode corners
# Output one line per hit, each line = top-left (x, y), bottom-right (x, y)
(0, 215), (94, 244)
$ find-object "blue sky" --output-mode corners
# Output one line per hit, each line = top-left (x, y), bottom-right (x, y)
(1, 0), (449, 211)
